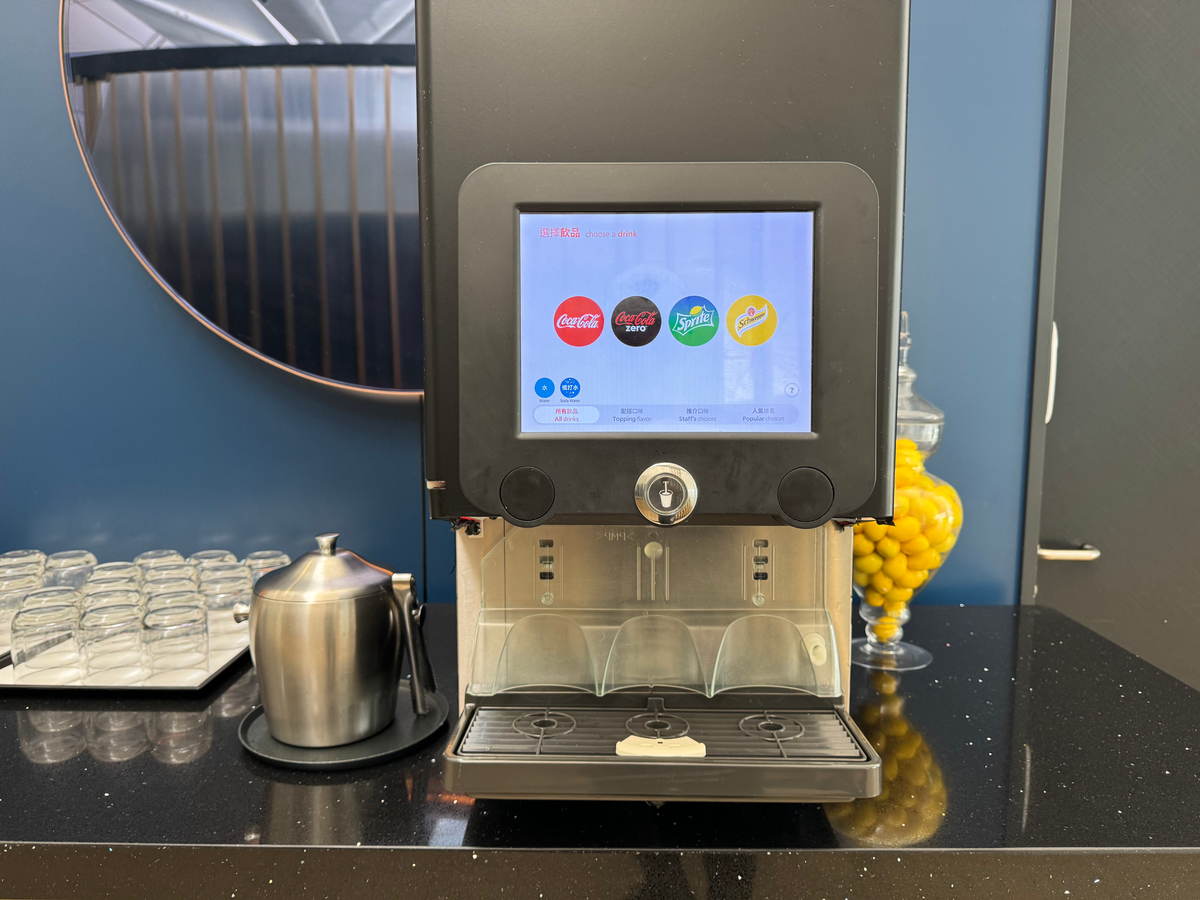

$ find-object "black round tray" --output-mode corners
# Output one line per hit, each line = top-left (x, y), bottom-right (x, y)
(239, 683), (449, 771)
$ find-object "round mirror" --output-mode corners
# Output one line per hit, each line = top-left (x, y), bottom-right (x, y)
(62, 0), (421, 390)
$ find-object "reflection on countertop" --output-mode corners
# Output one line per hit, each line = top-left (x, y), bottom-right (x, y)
(825, 671), (947, 846)
(16, 670), (257, 767)
(0, 605), (1199, 851)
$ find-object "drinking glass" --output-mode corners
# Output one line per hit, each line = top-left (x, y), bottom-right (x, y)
(187, 549), (236, 568)
(81, 578), (139, 598)
(142, 605), (209, 686)
(21, 586), (82, 610)
(81, 604), (146, 685)
(145, 590), (205, 613)
(0, 574), (43, 652)
(82, 588), (143, 612)
(88, 561), (142, 584)
(244, 550), (291, 584)
(0, 549), (46, 572)
(44, 550), (97, 588)
(199, 562), (251, 587)
(202, 578), (251, 651)
(144, 564), (199, 587)
(0, 562), (44, 580)
(133, 549), (184, 572)
(11, 605), (82, 684)
(144, 580), (201, 603)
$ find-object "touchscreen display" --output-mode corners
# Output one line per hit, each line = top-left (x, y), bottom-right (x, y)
(519, 211), (814, 434)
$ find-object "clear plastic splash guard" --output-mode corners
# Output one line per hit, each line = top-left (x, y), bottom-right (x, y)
(467, 524), (842, 700)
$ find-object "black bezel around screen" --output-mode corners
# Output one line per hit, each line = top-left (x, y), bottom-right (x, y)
(458, 162), (880, 527)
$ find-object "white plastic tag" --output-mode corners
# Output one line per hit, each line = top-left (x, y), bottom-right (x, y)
(615, 735), (707, 758)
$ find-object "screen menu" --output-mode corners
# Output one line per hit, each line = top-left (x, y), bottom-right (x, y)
(518, 211), (814, 434)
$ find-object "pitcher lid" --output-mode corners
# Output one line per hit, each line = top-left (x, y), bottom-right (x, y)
(254, 534), (391, 603)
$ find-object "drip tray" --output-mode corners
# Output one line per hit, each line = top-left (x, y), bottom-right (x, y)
(446, 702), (880, 802)
(461, 706), (864, 759)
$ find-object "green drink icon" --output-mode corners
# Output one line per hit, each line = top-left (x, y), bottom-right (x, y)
(668, 296), (720, 347)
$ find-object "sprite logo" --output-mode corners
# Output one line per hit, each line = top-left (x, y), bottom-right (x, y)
(668, 296), (720, 346)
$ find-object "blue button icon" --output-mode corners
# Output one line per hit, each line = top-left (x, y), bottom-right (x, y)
(560, 377), (581, 399)
(535, 378), (555, 398)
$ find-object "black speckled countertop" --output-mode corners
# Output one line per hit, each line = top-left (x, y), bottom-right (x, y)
(1, 604), (1199, 899)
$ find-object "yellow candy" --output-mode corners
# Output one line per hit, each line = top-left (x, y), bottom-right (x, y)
(900, 534), (930, 554)
(922, 519), (952, 548)
(853, 522), (864, 534)
(853, 570), (870, 588)
(897, 569), (927, 589)
(895, 467), (917, 488)
(933, 533), (957, 554)
(864, 588), (886, 607)
(869, 571), (894, 594)
(873, 618), (900, 641)
(896, 438), (918, 451)
(853, 533), (876, 556)
(914, 497), (940, 525)
(854, 553), (884, 575)
(863, 521), (889, 543)
(885, 586), (913, 604)
(875, 536), (902, 559)
(883, 598), (907, 616)
(882, 553), (908, 581)
(892, 495), (910, 519)
(916, 474), (935, 490)
(908, 549), (942, 571)
(887, 516), (922, 543)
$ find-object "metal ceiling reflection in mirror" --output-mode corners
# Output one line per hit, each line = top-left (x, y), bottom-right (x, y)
(63, 0), (422, 389)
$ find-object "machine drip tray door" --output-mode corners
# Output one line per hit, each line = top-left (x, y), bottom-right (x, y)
(443, 701), (881, 802)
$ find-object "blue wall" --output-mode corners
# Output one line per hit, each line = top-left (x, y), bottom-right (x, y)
(0, 1), (456, 601)
(904, 0), (1054, 605)
(0, 1), (1053, 608)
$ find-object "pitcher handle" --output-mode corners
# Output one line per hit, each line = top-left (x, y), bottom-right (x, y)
(392, 573), (436, 716)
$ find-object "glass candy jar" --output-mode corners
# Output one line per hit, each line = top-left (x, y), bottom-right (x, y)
(851, 313), (963, 671)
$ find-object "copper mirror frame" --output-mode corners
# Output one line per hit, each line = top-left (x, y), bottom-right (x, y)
(58, 0), (424, 394)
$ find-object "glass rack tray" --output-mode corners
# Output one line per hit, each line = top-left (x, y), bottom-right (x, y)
(0, 643), (249, 691)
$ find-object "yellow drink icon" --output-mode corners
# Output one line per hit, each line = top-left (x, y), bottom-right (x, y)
(726, 295), (777, 346)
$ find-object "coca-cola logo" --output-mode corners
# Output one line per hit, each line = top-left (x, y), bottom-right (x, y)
(610, 296), (661, 347)
(553, 296), (604, 346)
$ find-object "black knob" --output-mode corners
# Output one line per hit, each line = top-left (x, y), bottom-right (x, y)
(777, 467), (834, 524)
(500, 467), (555, 522)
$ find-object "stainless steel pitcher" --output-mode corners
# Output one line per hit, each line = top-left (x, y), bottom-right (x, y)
(234, 533), (436, 748)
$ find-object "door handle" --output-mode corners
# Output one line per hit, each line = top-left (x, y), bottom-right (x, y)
(1037, 544), (1101, 561)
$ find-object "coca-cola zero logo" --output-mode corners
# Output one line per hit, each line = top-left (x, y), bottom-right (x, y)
(610, 296), (661, 347)
(553, 296), (604, 346)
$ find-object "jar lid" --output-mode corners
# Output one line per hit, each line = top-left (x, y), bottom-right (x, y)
(254, 534), (392, 603)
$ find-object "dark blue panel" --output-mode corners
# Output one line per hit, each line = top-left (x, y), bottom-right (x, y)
(903, 0), (1054, 605)
(0, 1), (447, 594)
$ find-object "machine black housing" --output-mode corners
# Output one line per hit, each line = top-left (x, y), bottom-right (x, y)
(458, 161), (880, 527)
(418, 0), (908, 523)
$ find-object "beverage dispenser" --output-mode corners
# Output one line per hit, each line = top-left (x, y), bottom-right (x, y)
(418, 0), (909, 802)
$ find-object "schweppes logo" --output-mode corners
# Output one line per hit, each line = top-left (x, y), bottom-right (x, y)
(726, 295), (777, 346)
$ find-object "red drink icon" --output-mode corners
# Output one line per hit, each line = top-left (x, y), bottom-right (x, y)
(554, 296), (605, 346)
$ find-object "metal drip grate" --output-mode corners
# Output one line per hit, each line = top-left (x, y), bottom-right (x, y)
(511, 710), (577, 755)
(739, 712), (806, 757)
(626, 712), (690, 739)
